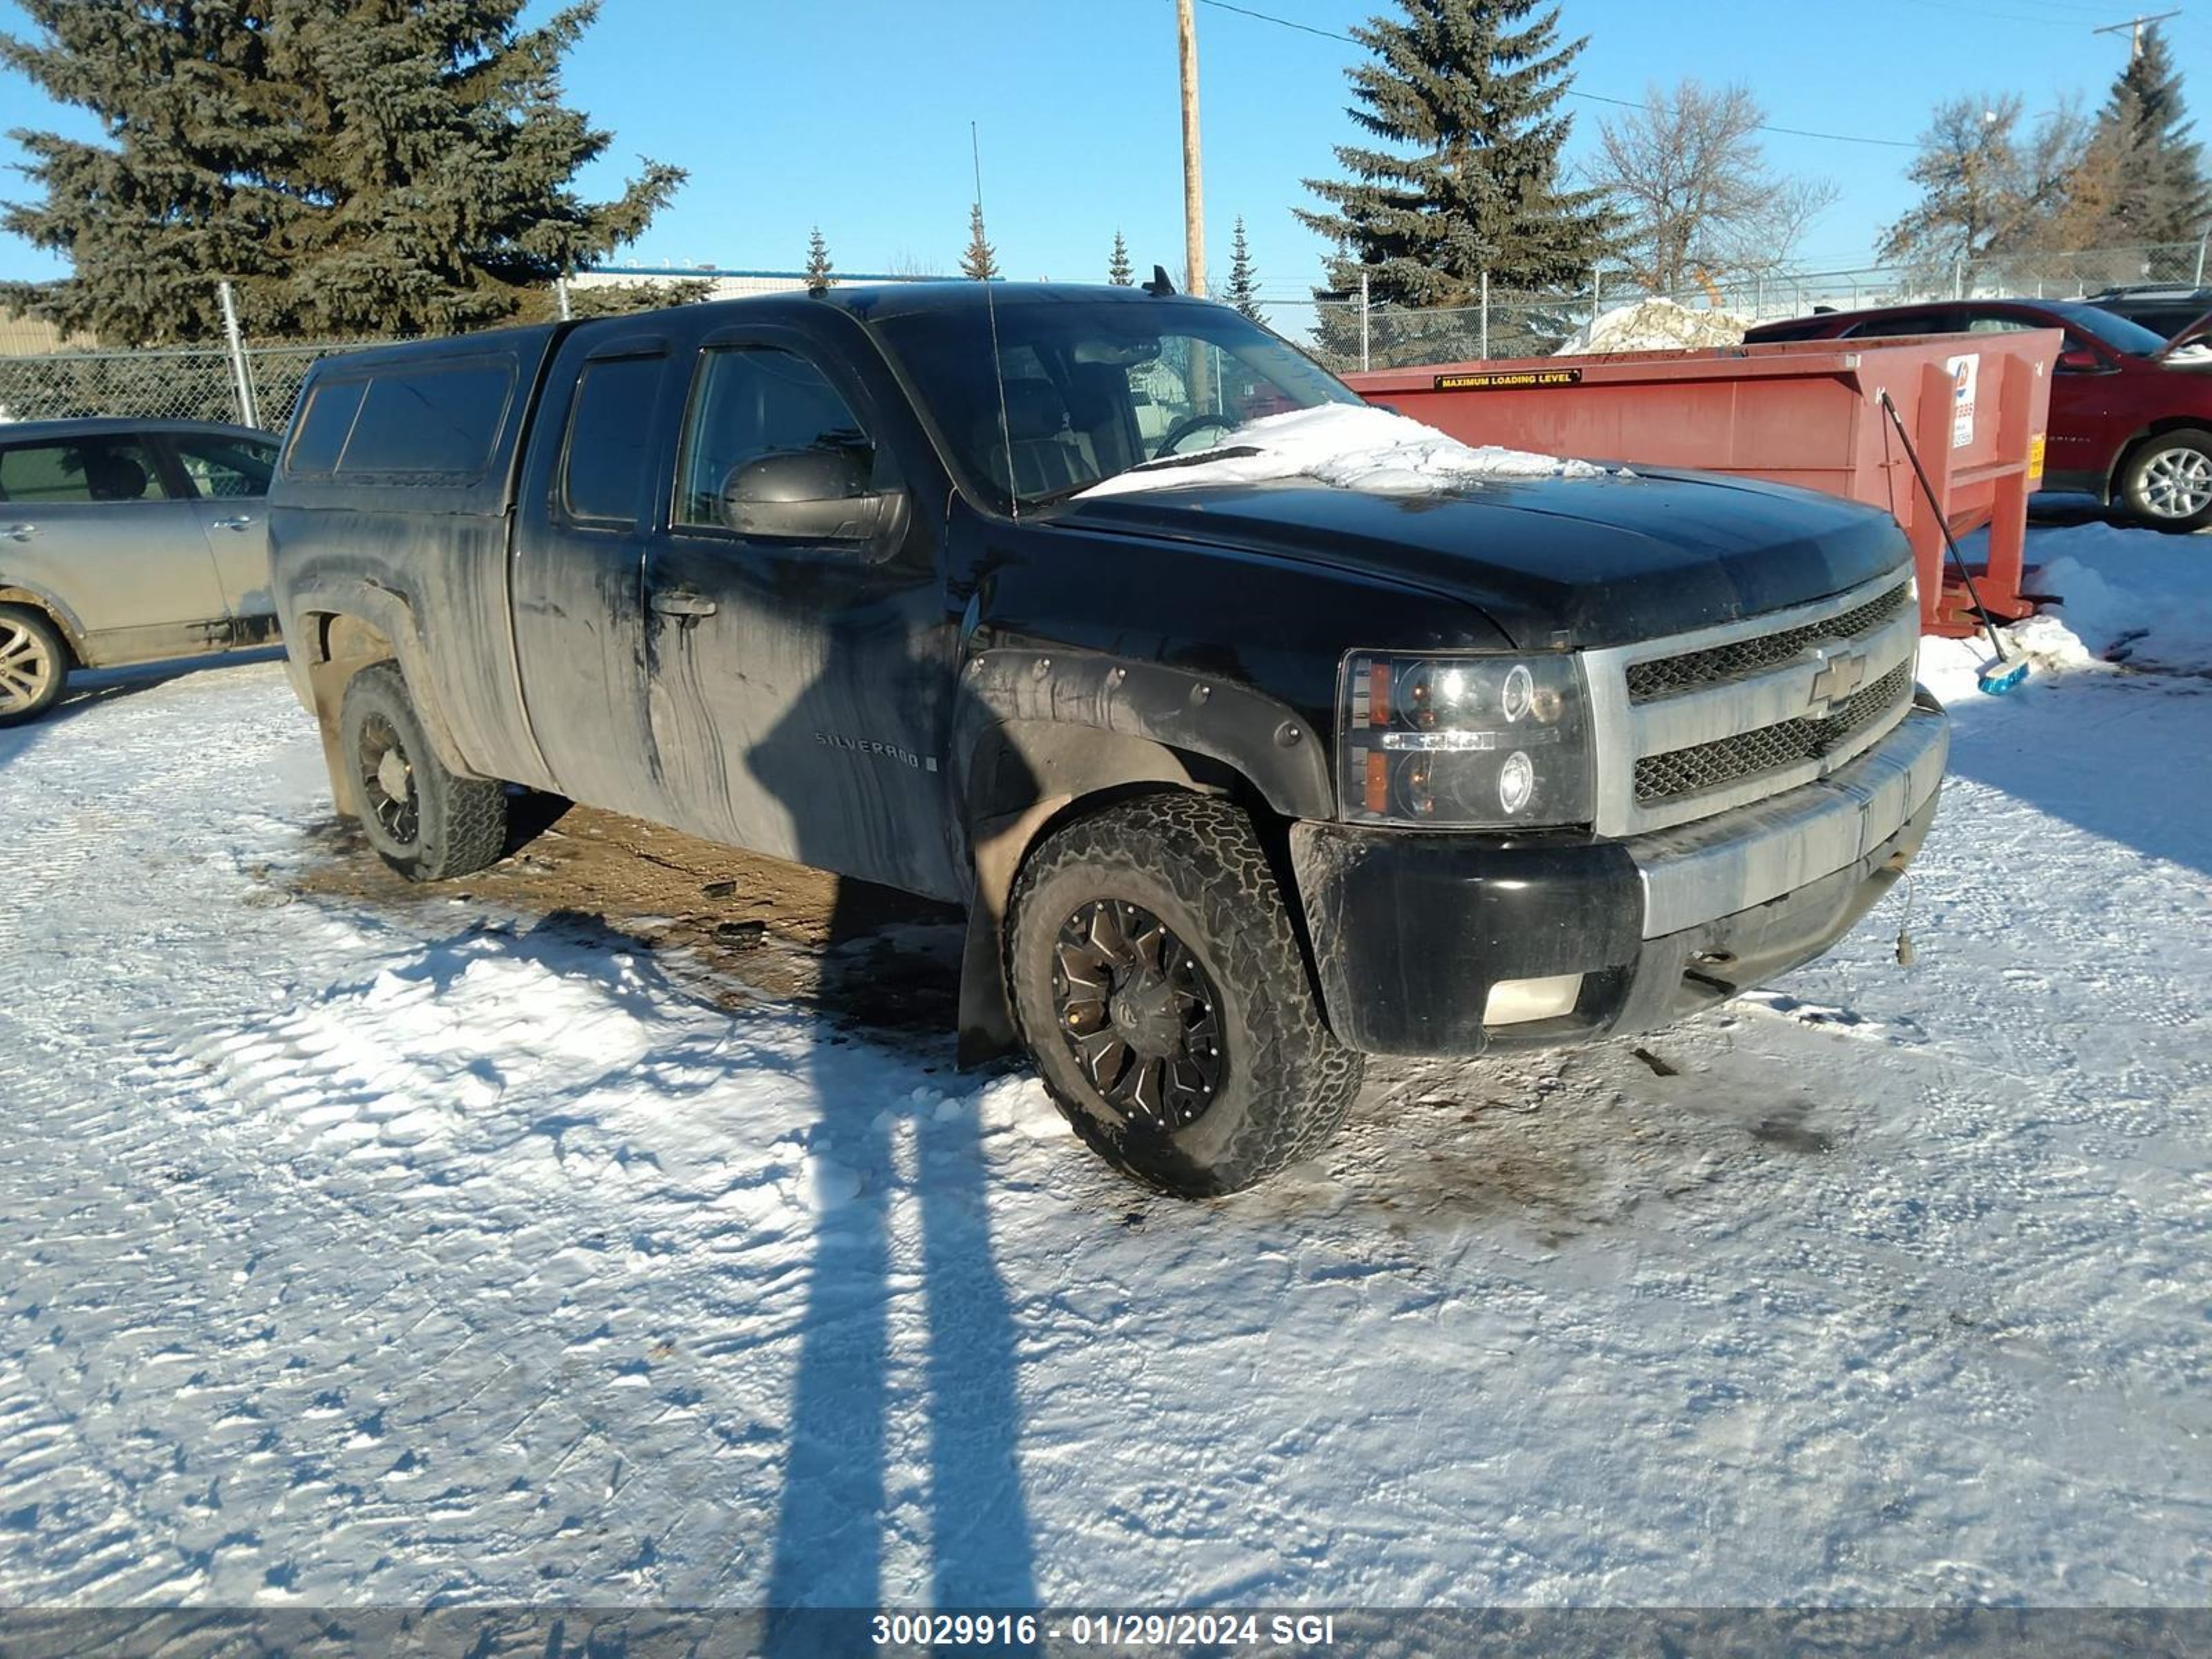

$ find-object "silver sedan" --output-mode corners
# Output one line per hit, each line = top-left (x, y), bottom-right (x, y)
(1, 418), (281, 724)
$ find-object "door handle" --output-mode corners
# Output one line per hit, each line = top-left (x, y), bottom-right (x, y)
(650, 588), (719, 618)
(211, 514), (254, 532)
(1, 524), (33, 542)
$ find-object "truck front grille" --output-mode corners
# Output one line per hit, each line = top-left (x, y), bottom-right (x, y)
(1583, 568), (1921, 837)
(1626, 583), (1913, 702)
(1633, 662), (1913, 803)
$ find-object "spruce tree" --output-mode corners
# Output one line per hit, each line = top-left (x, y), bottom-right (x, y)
(0, 1), (682, 345)
(1299, 0), (1615, 330)
(1225, 216), (1264, 321)
(1108, 229), (1133, 285)
(2089, 26), (2209, 246)
(962, 203), (1000, 281)
(805, 226), (835, 292)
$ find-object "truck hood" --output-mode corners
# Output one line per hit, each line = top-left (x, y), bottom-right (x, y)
(1051, 470), (1907, 650)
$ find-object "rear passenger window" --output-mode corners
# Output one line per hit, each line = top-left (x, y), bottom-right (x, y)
(560, 355), (664, 525)
(286, 378), (366, 474)
(172, 433), (277, 498)
(0, 437), (167, 503)
(341, 362), (512, 478)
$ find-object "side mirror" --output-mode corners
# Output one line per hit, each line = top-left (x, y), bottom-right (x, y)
(718, 449), (908, 547)
(2056, 344), (2105, 373)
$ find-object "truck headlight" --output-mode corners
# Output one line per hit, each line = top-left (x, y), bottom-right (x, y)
(1338, 651), (1593, 827)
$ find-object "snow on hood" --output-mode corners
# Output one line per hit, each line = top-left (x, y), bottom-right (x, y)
(1074, 404), (1610, 501)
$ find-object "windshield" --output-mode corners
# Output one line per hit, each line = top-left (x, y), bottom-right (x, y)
(2045, 300), (2173, 357)
(870, 296), (1361, 508)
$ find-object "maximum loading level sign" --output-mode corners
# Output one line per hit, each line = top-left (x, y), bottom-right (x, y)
(1432, 366), (1584, 391)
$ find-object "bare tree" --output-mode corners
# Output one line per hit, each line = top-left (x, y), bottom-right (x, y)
(1879, 93), (2090, 267)
(885, 250), (947, 279)
(1591, 79), (1839, 294)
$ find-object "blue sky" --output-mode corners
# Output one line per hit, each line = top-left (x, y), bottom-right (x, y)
(2, 0), (2201, 299)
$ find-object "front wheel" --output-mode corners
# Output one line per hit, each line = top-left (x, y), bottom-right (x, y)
(1008, 794), (1364, 1198)
(0, 604), (68, 727)
(338, 662), (507, 881)
(2120, 430), (2212, 532)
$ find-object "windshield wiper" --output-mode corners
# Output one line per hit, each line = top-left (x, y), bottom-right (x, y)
(1022, 480), (1102, 507)
(1117, 444), (1264, 477)
(1021, 444), (1268, 509)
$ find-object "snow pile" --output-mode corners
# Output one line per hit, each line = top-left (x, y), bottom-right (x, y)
(1077, 402), (1605, 500)
(2030, 531), (2212, 668)
(1555, 297), (1752, 357)
(1918, 612), (2099, 703)
(1939, 515), (2212, 675)
(1920, 515), (2212, 695)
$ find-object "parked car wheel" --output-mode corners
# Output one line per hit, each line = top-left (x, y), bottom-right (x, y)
(2120, 429), (2212, 532)
(0, 604), (68, 727)
(339, 662), (507, 881)
(1008, 793), (1364, 1197)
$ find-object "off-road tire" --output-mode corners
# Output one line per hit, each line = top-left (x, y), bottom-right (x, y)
(1008, 794), (1364, 1198)
(0, 603), (68, 727)
(2119, 429), (2212, 533)
(339, 662), (506, 882)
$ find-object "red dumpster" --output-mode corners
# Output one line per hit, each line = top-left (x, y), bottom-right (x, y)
(1348, 331), (2059, 638)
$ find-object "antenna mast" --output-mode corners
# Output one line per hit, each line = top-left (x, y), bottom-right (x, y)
(972, 122), (1018, 523)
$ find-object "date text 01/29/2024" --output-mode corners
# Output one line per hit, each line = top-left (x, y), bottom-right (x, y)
(868, 1612), (1339, 1647)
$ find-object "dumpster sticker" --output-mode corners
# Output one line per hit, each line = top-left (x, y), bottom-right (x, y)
(1946, 353), (1978, 448)
(1433, 367), (1584, 391)
(2029, 433), (2046, 481)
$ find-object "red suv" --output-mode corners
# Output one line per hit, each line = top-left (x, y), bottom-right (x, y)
(1747, 298), (2212, 532)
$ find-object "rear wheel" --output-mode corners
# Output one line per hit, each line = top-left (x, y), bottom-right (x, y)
(2120, 429), (2212, 532)
(0, 605), (67, 727)
(338, 662), (507, 881)
(1008, 794), (1363, 1198)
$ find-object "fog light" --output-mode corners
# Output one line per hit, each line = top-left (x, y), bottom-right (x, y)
(1483, 973), (1583, 1026)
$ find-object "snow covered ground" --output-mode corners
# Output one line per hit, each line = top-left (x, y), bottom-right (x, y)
(2, 518), (2209, 1614)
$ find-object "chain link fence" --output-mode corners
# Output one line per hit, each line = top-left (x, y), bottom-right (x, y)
(3, 238), (2207, 421)
(0, 338), (369, 430)
(1276, 238), (2212, 373)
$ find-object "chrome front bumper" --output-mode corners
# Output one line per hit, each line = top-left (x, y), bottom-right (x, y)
(1627, 695), (1950, 939)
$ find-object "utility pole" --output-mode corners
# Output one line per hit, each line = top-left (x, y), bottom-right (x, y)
(1176, 0), (1206, 299)
(2092, 10), (2179, 59)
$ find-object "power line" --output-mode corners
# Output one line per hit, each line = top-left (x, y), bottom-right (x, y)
(1187, 0), (1922, 148)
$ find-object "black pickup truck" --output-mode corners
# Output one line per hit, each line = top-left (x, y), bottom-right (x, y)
(268, 282), (1947, 1197)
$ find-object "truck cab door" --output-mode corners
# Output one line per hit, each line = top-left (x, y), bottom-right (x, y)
(640, 329), (964, 901)
(509, 331), (679, 809)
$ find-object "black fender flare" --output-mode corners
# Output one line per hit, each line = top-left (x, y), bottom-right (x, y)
(948, 646), (1334, 1064)
(287, 579), (483, 809)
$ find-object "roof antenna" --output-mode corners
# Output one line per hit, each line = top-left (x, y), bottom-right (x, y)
(972, 122), (1018, 523)
(1142, 263), (1177, 297)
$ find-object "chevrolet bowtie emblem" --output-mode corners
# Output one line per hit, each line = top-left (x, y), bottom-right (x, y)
(1808, 650), (1867, 713)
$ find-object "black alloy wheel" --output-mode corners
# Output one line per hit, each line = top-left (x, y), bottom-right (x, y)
(1051, 897), (1225, 1131)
